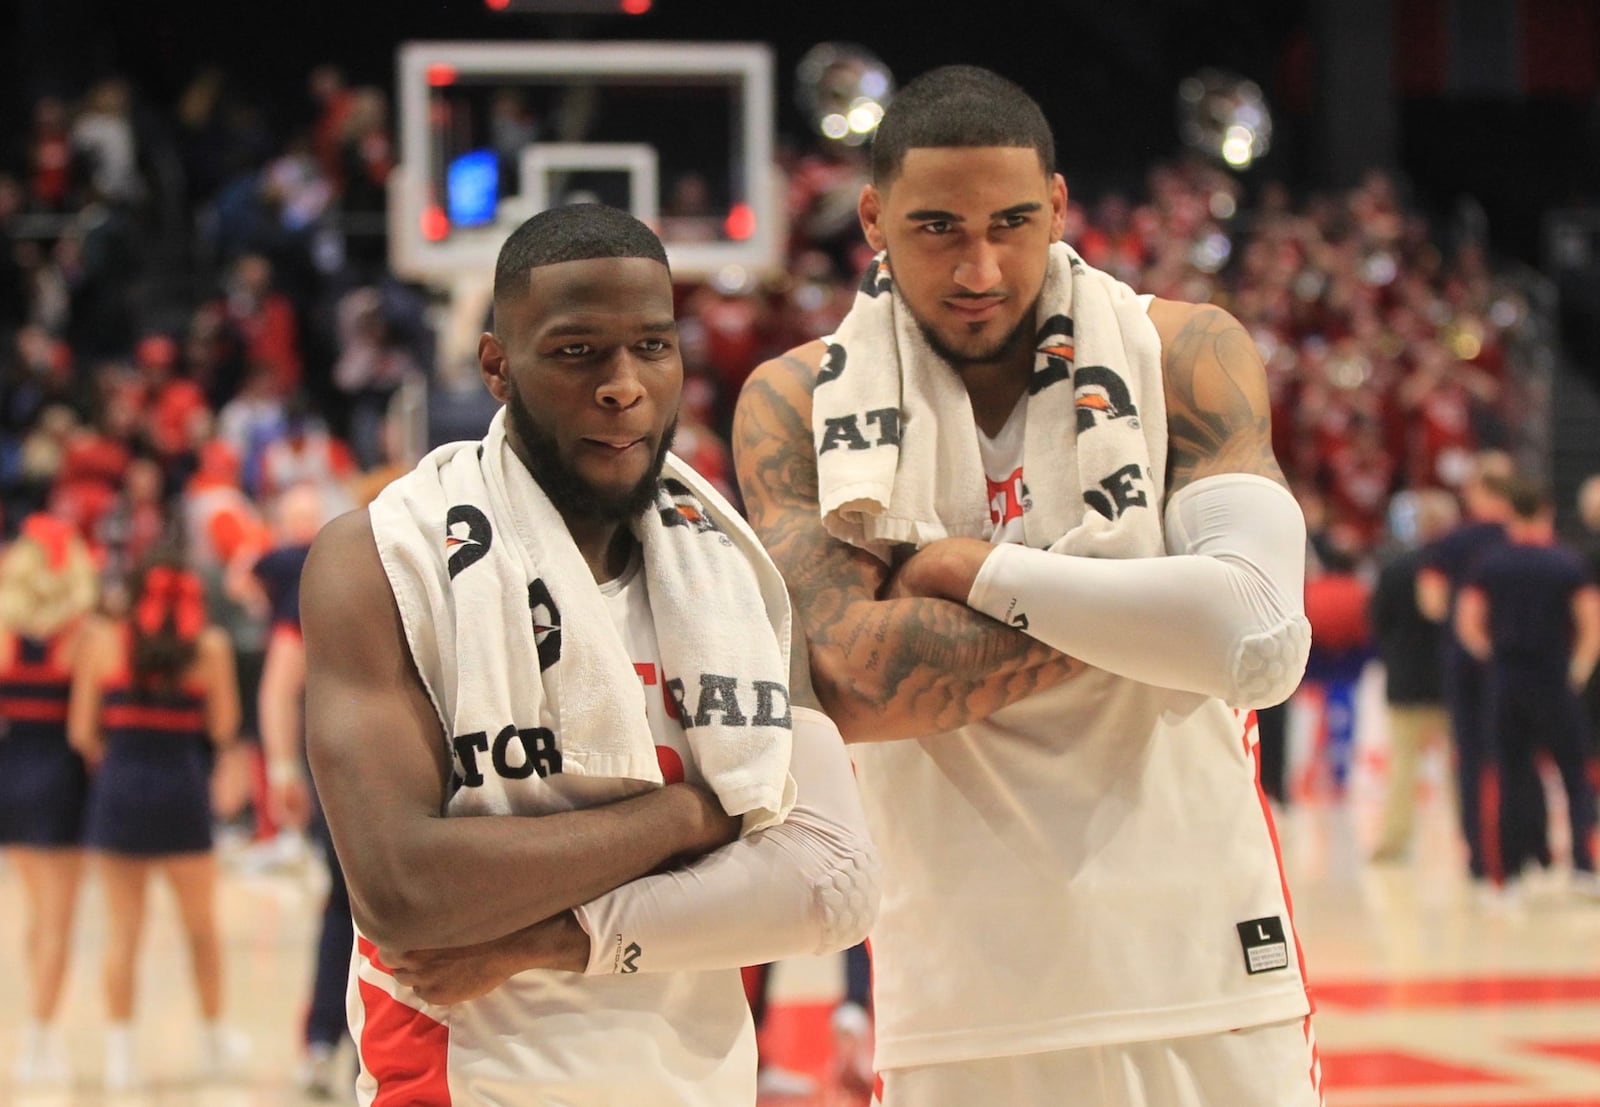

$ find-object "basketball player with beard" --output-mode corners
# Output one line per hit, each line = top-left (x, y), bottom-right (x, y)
(301, 204), (877, 1105)
(735, 66), (1319, 1106)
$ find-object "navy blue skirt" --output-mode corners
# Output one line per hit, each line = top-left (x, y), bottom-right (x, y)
(85, 735), (212, 856)
(0, 726), (89, 847)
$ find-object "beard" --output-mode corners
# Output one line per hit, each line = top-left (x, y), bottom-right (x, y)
(505, 380), (677, 525)
(915, 299), (1040, 370)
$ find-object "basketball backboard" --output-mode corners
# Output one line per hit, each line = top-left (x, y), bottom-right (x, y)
(393, 41), (778, 283)
(516, 143), (659, 228)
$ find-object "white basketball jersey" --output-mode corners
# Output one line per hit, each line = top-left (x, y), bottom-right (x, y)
(350, 556), (757, 1106)
(854, 392), (1311, 1071)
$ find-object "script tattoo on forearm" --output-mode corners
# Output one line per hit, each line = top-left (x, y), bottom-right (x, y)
(1162, 307), (1285, 492)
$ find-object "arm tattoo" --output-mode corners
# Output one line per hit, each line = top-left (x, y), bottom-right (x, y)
(735, 357), (1081, 739)
(1163, 307), (1286, 493)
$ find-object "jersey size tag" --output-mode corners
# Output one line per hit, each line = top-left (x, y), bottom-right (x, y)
(1236, 916), (1289, 974)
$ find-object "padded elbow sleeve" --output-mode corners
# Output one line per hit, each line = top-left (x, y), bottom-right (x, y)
(1163, 474), (1312, 706)
(967, 473), (1310, 707)
(574, 707), (879, 975)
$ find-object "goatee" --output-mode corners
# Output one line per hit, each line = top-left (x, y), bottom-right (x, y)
(916, 303), (1039, 370)
(506, 384), (677, 525)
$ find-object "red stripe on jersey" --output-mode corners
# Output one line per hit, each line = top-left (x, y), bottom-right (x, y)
(357, 976), (452, 1106)
(102, 705), (206, 731)
(1243, 710), (1317, 1015)
(0, 698), (69, 721)
(1304, 1013), (1324, 1102)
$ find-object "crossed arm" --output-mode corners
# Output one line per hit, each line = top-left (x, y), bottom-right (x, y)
(733, 342), (1085, 744)
(302, 508), (874, 1004)
(735, 303), (1309, 733)
(302, 510), (742, 959)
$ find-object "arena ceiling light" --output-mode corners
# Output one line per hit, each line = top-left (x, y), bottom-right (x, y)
(796, 42), (894, 148)
(1177, 69), (1273, 171)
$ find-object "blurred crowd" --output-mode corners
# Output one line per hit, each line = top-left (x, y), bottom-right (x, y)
(1, 65), (1550, 563)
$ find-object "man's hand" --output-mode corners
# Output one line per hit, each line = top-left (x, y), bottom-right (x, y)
(382, 911), (592, 1006)
(659, 782), (742, 869)
(885, 538), (994, 604)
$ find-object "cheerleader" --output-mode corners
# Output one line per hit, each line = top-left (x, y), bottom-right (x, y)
(69, 556), (246, 1089)
(0, 514), (98, 1086)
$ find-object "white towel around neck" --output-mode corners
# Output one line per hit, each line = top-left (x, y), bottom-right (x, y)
(813, 241), (1168, 563)
(369, 408), (797, 833)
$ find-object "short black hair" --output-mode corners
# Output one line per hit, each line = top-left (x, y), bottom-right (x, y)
(870, 65), (1055, 187)
(1505, 475), (1552, 520)
(493, 203), (669, 304)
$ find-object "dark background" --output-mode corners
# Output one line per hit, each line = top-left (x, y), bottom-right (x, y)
(4, 0), (1600, 264)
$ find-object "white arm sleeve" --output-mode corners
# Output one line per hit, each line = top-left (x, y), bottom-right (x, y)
(967, 473), (1311, 708)
(572, 707), (879, 975)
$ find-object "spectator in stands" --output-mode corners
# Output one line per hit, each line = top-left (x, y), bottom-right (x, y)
(332, 286), (421, 470)
(334, 87), (391, 217)
(71, 80), (145, 210)
(59, 199), (143, 363)
(132, 333), (210, 479)
(185, 301), (247, 410)
(19, 96), (75, 214)
(96, 455), (169, 585)
(0, 175), (29, 335)
(253, 393), (356, 521)
(50, 387), (137, 548)
(217, 254), (302, 399)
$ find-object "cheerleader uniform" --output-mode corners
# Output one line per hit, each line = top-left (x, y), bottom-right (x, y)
(84, 631), (212, 856)
(0, 633), (87, 847)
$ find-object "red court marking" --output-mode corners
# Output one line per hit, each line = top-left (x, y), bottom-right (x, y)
(1318, 1048), (1514, 1088)
(1520, 1040), (1600, 1066)
(1317, 976), (1600, 1009)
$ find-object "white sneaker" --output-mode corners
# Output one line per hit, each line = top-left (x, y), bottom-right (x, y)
(756, 1063), (818, 1098)
(227, 829), (309, 875)
(201, 1023), (251, 1082)
(104, 1026), (139, 1092)
(12, 1022), (71, 1086)
(300, 1041), (339, 1099)
(1477, 878), (1525, 914)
